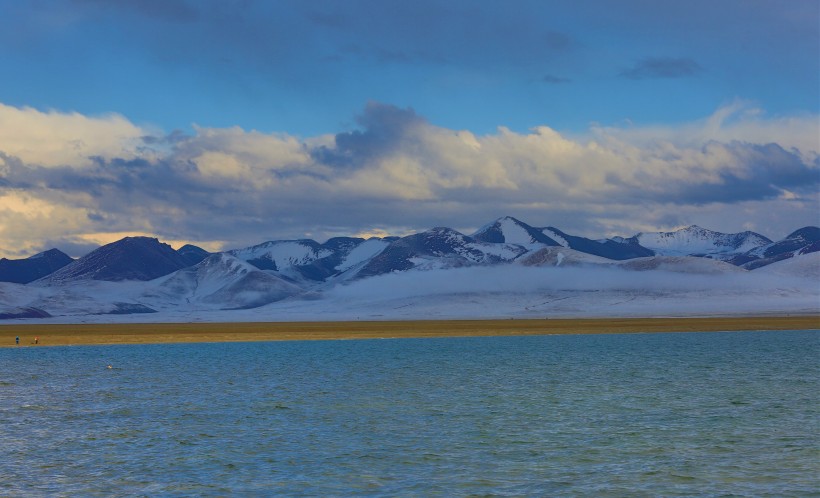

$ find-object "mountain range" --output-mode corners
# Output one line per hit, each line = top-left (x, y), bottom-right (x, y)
(0, 216), (817, 321)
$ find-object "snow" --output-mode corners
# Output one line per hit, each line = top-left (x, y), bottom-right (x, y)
(471, 242), (525, 260)
(753, 251), (820, 279)
(498, 217), (536, 245)
(2, 258), (817, 324)
(1, 223), (817, 325)
(144, 253), (302, 310)
(635, 225), (769, 258)
(230, 241), (331, 269)
(542, 228), (569, 248)
(618, 256), (746, 274)
(335, 239), (389, 272)
(520, 247), (614, 267)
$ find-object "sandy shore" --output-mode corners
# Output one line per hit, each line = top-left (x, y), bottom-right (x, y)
(0, 316), (817, 347)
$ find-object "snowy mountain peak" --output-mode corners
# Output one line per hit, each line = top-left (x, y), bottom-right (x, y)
(635, 226), (771, 259)
(228, 239), (331, 273)
(2, 218), (818, 321)
(731, 225), (820, 268)
(355, 226), (527, 278)
(472, 216), (559, 246)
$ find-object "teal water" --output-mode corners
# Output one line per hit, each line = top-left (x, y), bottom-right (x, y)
(1, 330), (818, 496)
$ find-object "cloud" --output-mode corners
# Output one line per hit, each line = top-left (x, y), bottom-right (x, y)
(0, 103), (149, 167)
(621, 57), (703, 79)
(594, 99), (820, 160)
(0, 101), (817, 258)
(311, 102), (427, 169)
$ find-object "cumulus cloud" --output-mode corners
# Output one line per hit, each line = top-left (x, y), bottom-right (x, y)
(0, 101), (817, 258)
(0, 103), (148, 167)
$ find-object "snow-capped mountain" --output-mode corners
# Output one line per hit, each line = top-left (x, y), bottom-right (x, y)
(1, 217), (817, 321)
(40, 237), (190, 284)
(356, 227), (527, 278)
(144, 253), (302, 310)
(0, 248), (73, 284)
(472, 216), (560, 246)
(228, 236), (391, 282)
(542, 226), (655, 260)
(631, 225), (772, 260)
(729, 227), (820, 269)
(472, 216), (653, 260)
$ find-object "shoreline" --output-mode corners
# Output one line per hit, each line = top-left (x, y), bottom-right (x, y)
(1, 316), (818, 347)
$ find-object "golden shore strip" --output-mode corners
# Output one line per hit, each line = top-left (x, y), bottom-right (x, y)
(1, 316), (818, 347)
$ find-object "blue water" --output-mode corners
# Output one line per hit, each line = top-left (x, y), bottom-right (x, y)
(1, 330), (818, 496)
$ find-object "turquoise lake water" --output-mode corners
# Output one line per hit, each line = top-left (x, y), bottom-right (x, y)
(1, 330), (818, 496)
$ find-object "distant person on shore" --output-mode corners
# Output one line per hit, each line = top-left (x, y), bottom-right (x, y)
(15, 336), (19, 345)
(34, 337), (39, 345)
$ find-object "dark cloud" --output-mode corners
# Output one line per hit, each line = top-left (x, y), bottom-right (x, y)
(311, 103), (426, 168)
(658, 142), (819, 204)
(621, 57), (703, 79)
(35, 238), (101, 259)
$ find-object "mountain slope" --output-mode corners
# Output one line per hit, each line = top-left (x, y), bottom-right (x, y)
(0, 249), (73, 284)
(177, 244), (210, 266)
(731, 226), (820, 269)
(146, 253), (302, 310)
(41, 237), (190, 283)
(617, 255), (747, 274)
(472, 216), (560, 246)
(518, 246), (616, 267)
(542, 226), (655, 260)
(633, 225), (771, 260)
(227, 237), (393, 282)
(356, 227), (527, 278)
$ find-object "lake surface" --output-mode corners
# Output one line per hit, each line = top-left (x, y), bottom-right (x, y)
(1, 330), (818, 496)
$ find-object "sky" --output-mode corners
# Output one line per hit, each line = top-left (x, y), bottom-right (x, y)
(0, 0), (818, 258)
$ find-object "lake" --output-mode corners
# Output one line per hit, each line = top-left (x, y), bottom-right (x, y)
(1, 329), (817, 496)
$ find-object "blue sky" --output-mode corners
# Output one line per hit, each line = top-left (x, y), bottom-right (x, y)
(0, 0), (818, 257)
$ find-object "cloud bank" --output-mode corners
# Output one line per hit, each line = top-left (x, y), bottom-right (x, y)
(0, 101), (817, 257)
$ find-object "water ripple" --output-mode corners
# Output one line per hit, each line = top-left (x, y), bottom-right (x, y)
(0, 330), (817, 496)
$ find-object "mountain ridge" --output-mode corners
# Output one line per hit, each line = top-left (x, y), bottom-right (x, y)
(1, 216), (817, 321)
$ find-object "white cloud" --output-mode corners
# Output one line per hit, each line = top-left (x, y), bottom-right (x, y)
(595, 100), (820, 160)
(0, 190), (94, 257)
(0, 103), (149, 167)
(0, 101), (817, 257)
